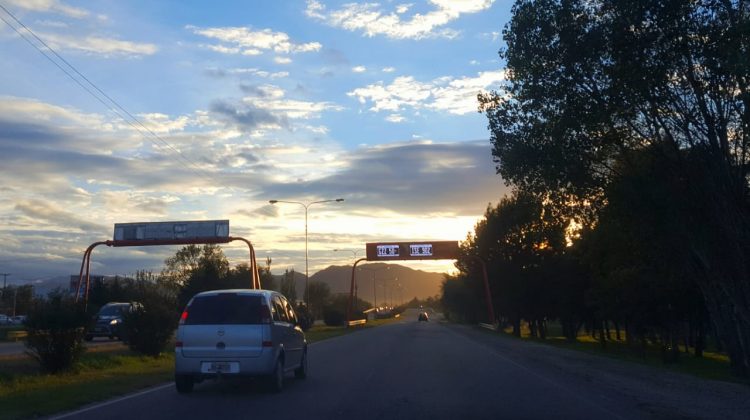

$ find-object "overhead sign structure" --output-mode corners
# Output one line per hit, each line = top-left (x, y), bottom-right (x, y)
(114, 220), (229, 242)
(350, 240), (493, 328)
(366, 241), (459, 261)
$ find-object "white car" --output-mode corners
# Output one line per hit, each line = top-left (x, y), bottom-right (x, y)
(0, 314), (9, 325)
(174, 289), (307, 393)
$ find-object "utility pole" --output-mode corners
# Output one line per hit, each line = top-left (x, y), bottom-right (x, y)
(0, 273), (8, 302)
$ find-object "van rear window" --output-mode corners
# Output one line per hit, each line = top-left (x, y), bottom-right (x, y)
(185, 294), (263, 325)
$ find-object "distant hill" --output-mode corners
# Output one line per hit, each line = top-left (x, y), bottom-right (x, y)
(308, 263), (445, 305)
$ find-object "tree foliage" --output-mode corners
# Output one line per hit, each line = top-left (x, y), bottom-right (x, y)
(476, 0), (750, 375)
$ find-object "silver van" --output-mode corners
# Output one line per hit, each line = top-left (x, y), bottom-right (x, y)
(174, 289), (307, 393)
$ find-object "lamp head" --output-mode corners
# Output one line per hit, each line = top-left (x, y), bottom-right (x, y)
(269, 200), (278, 204)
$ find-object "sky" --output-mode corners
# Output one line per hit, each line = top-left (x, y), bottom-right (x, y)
(0, 0), (513, 283)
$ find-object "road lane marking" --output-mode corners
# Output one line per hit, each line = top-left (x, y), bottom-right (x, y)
(47, 383), (174, 420)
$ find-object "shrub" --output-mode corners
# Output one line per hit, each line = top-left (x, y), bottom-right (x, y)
(323, 308), (345, 326)
(24, 293), (88, 373)
(123, 291), (178, 357)
(295, 303), (313, 331)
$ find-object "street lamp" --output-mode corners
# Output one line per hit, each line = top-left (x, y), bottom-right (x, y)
(334, 248), (362, 301)
(269, 198), (344, 304)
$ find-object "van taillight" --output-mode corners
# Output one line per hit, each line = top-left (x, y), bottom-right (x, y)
(179, 310), (188, 325)
(175, 341), (183, 348)
(262, 341), (273, 347)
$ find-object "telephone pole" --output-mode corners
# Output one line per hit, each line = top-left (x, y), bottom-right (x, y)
(1, 273), (8, 289)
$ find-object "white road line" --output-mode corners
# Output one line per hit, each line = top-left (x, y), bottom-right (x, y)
(47, 383), (174, 420)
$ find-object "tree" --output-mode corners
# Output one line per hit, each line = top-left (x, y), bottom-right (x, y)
(306, 281), (331, 320)
(280, 268), (297, 303)
(482, 0), (750, 376)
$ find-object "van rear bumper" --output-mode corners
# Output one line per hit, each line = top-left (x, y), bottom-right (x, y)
(174, 348), (277, 376)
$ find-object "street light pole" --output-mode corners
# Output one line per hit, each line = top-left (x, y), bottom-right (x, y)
(334, 249), (362, 301)
(270, 198), (344, 304)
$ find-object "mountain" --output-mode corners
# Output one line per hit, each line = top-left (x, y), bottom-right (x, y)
(308, 263), (446, 305)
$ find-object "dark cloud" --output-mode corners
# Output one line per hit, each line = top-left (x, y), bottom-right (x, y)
(265, 141), (509, 216)
(210, 100), (287, 130)
(14, 199), (108, 234)
(204, 67), (227, 78)
(320, 48), (350, 66)
(239, 84), (270, 97)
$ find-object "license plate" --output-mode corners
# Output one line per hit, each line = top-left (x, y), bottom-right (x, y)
(201, 362), (238, 374)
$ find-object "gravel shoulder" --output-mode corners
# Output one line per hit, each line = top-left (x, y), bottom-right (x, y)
(446, 323), (750, 420)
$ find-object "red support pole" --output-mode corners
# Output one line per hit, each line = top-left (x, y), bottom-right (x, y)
(472, 256), (495, 324)
(346, 258), (367, 327)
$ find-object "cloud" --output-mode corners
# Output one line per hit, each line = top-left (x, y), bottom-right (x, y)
(15, 199), (108, 234)
(348, 70), (505, 116)
(274, 56), (292, 64)
(382, 66), (396, 73)
(6, 0), (90, 19)
(385, 114), (406, 123)
(210, 100), (287, 131)
(267, 140), (508, 216)
(41, 32), (158, 57)
(352, 65), (367, 73)
(206, 67), (289, 79)
(305, 0), (495, 40)
(187, 25), (321, 57)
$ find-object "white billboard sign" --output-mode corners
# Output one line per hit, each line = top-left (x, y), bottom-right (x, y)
(114, 220), (230, 241)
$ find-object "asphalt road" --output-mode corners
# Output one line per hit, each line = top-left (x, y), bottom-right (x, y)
(48, 312), (750, 420)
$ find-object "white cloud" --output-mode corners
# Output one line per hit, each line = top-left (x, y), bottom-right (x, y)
(188, 25), (321, 57)
(382, 66), (396, 73)
(274, 56), (292, 64)
(305, 0), (495, 40)
(225, 68), (289, 79)
(352, 65), (366, 73)
(42, 32), (158, 57)
(6, 0), (90, 19)
(348, 70), (505, 116)
(385, 114), (406, 123)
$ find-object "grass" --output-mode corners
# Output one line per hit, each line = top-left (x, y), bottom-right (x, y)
(0, 350), (174, 420)
(0, 317), (400, 419)
(482, 321), (748, 385)
(305, 317), (400, 343)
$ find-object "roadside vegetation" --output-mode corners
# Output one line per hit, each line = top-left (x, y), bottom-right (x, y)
(443, 0), (750, 379)
(0, 318), (400, 420)
(0, 244), (406, 419)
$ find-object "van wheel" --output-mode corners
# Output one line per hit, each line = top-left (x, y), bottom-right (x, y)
(266, 358), (284, 393)
(294, 350), (308, 379)
(85, 335), (93, 342)
(175, 375), (194, 394)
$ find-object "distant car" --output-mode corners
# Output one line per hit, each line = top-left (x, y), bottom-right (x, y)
(418, 311), (429, 322)
(0, 314), (10, 325)
(86, 302), (139, 341)
(10, 315), (27, 325)
(174, 289), (307, 394)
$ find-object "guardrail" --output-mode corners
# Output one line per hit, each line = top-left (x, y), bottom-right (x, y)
(347, 319), (367, 327)
(6, 330), (28, 341)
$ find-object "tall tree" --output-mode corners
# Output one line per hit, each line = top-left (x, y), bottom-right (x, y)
(482, 0), (750, 375)
(306, 280), (331, 320)
(280, 268), (297, 303)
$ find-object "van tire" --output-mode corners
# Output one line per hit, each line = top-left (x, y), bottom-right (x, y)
(294, 350), (308, 379)
(266, 358), (284, 393)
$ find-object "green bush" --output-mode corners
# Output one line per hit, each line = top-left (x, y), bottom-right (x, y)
(295, 303), (313, 331)
(123, 292), (178, 357)
(323, 307), (345, 326)
(24, 293), (89, 373)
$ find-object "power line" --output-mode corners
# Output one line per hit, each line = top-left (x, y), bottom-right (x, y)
(0, 3), (215, 181)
